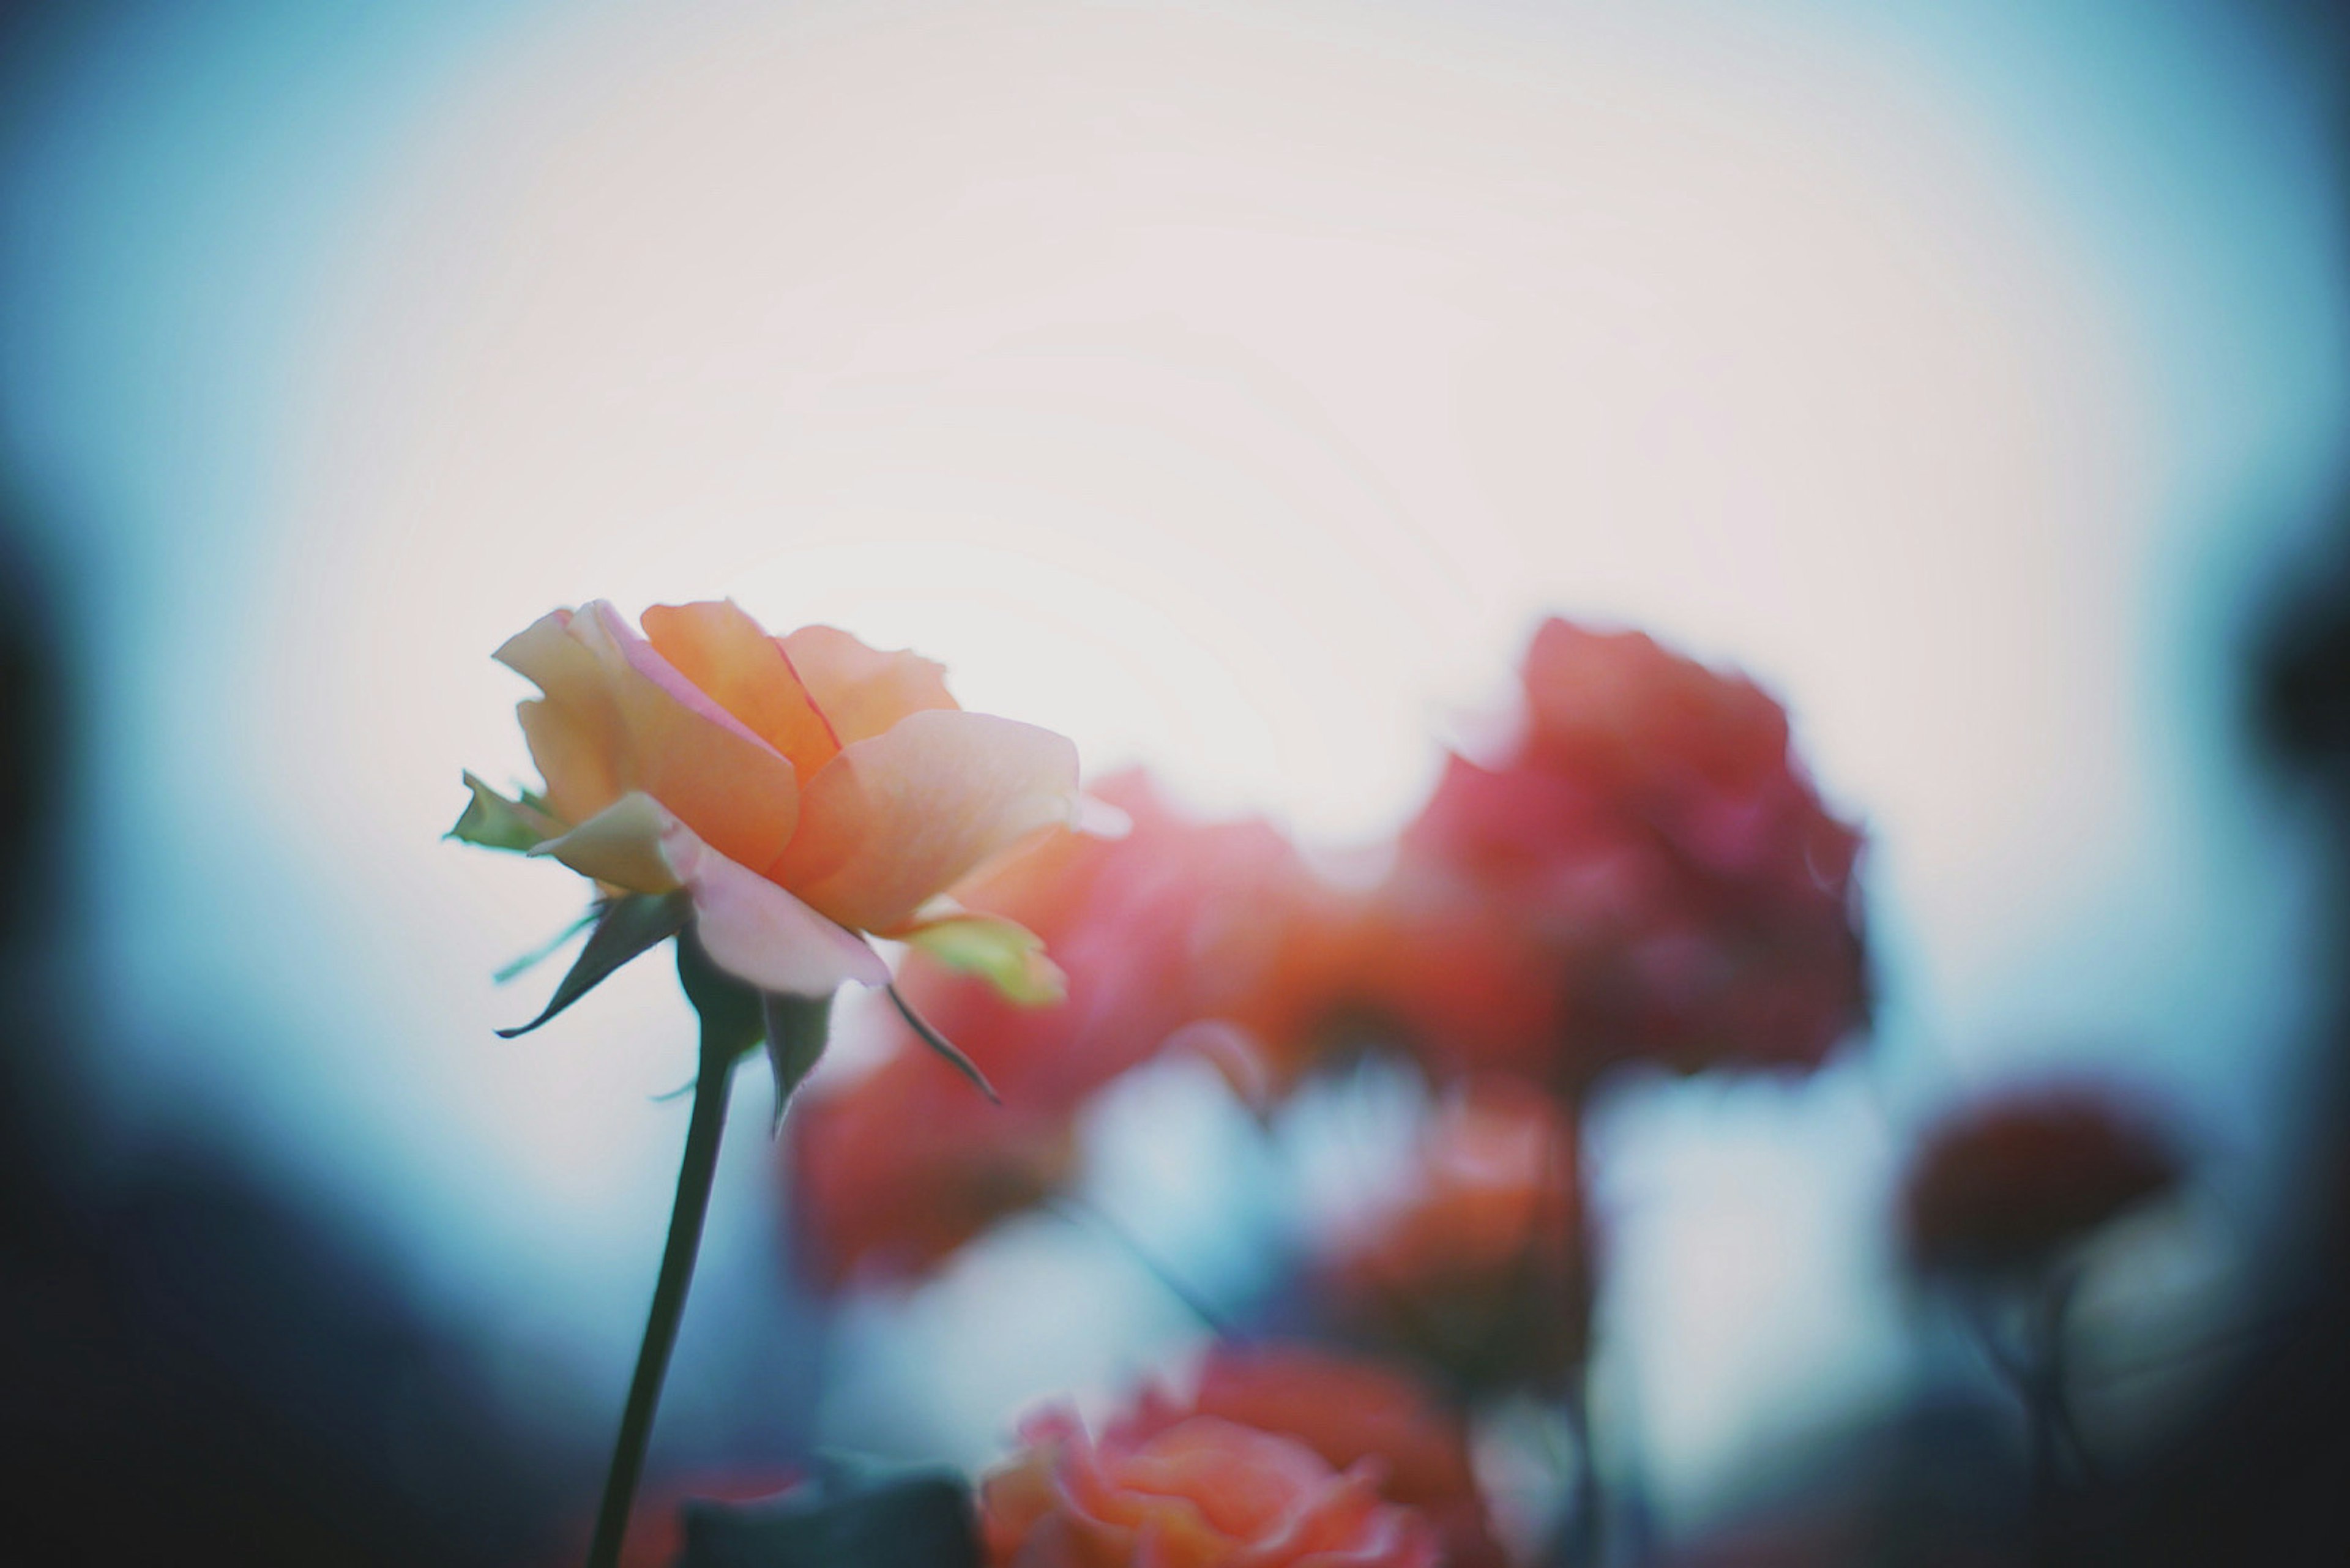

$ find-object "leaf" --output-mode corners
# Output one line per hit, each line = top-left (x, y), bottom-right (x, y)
(496, 890), (692, 1037)
(447, 771), (564, 853)
(900, 911), (1066, 1006)
(761, 990), (835, 1129)
(887, 985), (999, 1103)
(675, 1466), (980, 1568)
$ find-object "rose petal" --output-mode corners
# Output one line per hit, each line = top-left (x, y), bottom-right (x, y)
(658, 815), (892, 996)
(779, 624), (958, 745)
(529, 792), (683, 894)
(498, 610), (629, 823)
(570, 602), (803, 873)
(641, 600), (841, 777)
(772, 710), (1080, 935)
(513, 698), (626, 825)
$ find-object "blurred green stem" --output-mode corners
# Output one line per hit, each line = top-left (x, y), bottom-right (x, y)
(584, 1032), (740, 1568)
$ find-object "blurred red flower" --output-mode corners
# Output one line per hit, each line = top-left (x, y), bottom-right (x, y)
(1320, 1078), (1589, 1395)
(788, 770), (1362, 1286)
(1901, 1085), (2185, 1275)
(980, 1404), (1441, 1568)
(1373, 620), (1867, 1092)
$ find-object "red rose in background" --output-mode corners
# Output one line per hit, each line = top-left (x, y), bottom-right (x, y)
(1321, 1078), (1587, 1396)
(1378, 620), (1867, 1093)
(787, 1045), (1081, 1287)
(1901, 1085), (2184, 1276)
(1128, 1346), (1506, 1568)
(980, 1405), (1441, 1568)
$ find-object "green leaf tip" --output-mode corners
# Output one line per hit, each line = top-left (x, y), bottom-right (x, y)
(449, 771), (564, 853)
(901, 912), (1067, 1006)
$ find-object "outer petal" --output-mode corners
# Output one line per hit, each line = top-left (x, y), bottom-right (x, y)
(514, 698), (625, 825)
(573, 602), (802, 873)
(498, 610), (628, 824)
(772, 710), (1081, 935)
(659, 814), (892, 997)
(641, 600), (841, 777)
(779, 624), (958, 745)
(530, 792), (682, 894)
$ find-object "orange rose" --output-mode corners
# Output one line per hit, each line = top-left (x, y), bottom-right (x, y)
(469, 600), (1080, 996)
(981, 1406), (1441, 1568)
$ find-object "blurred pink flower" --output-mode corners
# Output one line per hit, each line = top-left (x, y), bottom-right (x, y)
(1130, 1346), (1507, 1568)
(981, 1405), (1441, 1568)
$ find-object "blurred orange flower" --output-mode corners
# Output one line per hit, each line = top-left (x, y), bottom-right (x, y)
(1322, 1078), (1589, 1395)
(480, 600), (1079, 996)
(980, 1405), (1441, 1568)
(1377, 619), (1867, 1091)
(1900, 1085), (2185, 1275)
(1129, 1346), (1506, 1568)
(788, 770), (1367, 1284)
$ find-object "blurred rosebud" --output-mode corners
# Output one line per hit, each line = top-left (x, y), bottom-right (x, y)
(1900, 1085), (2185, 1277)
(1321, 1078), (1589, 1395)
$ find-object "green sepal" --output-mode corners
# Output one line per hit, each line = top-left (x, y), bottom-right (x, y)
(448, 771), (564, 853)
(886, 985), (999, 1103)
(676, 924), (767, 1061)
(900, 912), (1066, 1006)
(675, 928), (836, 1129)
(761, 991), (835, 1130)
(496, 890), (693, 1037)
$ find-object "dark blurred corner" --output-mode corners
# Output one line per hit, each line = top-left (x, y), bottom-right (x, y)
(0, 13), (564, 1561)
(0, 492), (572, 1564)
(2068, 3), (2350, 1561)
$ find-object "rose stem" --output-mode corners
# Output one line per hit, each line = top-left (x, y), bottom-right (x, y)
(584, 1031), (740, 1568)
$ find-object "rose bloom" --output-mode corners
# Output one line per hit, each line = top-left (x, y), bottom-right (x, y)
(980, 1406), (1441, 1568)
(788, 771), (1365, 1283)
(1374, 619), (1866, 1092)
(1125, 1347), (1505, 1568)
(1901, 1085), (2185, 1276)
(1322, 1078), (1589, 1396)
(487, 600), (1079, 995)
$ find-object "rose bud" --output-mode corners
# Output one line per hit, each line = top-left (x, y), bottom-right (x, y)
(1321, 1078), (1590, 1395)
(1901, 1084), (2185, 1277)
